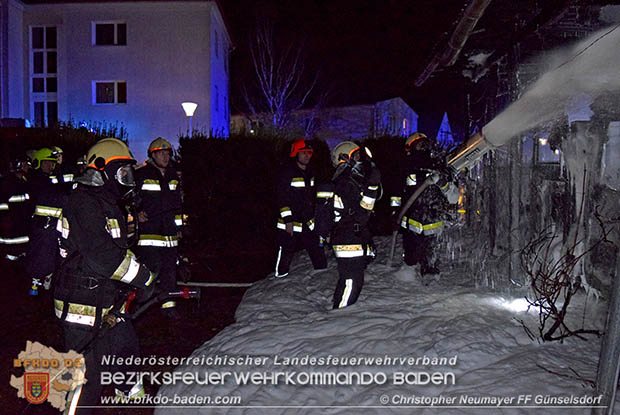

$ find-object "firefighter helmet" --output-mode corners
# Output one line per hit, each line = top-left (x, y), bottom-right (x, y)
(330, 141), (360, 167)
(148, 137), (173, 157)
(290, 138), (313, 157)
(405, 132), (428, 151)
(52, 146), (63, 155)
(87, 138), (135, 170)
(32, 148), (57, 170)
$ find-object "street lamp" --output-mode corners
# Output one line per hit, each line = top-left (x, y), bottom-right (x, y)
(181, 102), (198, 138)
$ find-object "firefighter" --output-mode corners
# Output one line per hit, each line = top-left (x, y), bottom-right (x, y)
(316, 141), (380, 309)
(274, 138), (327, 278)
(135, 137), (183, 318)
(0, 156), (32, 261)
(26, 148), (65, 295)
(55, 138), (155, 413)
(391, 132), (459, 280)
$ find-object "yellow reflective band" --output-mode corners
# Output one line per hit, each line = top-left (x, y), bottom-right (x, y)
(9, 193), (29, 202)
(63, 174), (74, 182)
(290, 177), (306, 187)
(0, 203), (8, 211)
(161, 301), (176, 309)
(368, 185), (379, 191)
(334, 195), (344, 209)
(54, 299), (115, 327)
(34, 205), (63, 218)
(107, 218), (121, 238)
(360, 195), (376, 210)
(390, 196), (401, 207)
(111, 250), (142, 283)
(316, 191), (334, 198)
(457, 209), (466, 213)
(141, 179), (161, 191)
(280, 206), (292, 218)
(50, 176), (59, 184)
(169, 180), (178, 191)
(137, 234), (179, 247)
(332, 244), (364, 258)
(406, 174), (417, 186)
(175, 214), (183, 226)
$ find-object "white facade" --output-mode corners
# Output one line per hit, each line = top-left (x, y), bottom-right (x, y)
(0, 0), (231, 160)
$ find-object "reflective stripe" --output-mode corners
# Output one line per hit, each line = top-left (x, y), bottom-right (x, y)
(54, 299), (107, 326)
(107, 218), (121, 238)
(276, 219), (302, 232)
(316, 191), (334, 199)
(334, 195), (344, 209)
(360, 195), (376, 210)
(368, 185), (379, 191)
(333, 244), (365, 258)
(8, 193), (29, 202)
(310, 178), (315, 186)
(0, 236), (29, 244)
(406, 174), (417, 186)
(169, 180), (179, 191)
(0, 203), (7, 211)
(280, 207), (292, 218)
(141, 179), (161, 191)
(161, 300), (176, 309)
(112, 250), (143, 283)
(57, 217), (70, 239)
(390, 196), (401, 207)
(306, 218), (315, 231)
(63, 174), (74, 182)
(34, 205), (62, 218)
(50, 176), (59, 184)
(137, 234), (179, 247)
(338, 279), (353, 308)
(290, 177), (306, 187)
(401, 217), (444, 235)
(175, 214), (183, 226)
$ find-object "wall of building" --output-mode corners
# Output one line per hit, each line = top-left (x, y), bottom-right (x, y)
(208, 2), (230, 137)
(2, 0), (24, 118)
(14, 1), (227, 160)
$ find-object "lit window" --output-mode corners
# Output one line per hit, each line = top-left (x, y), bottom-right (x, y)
(30, 25), (58, 126)
(93, 22), (127, 46)
(93, 81), (127, 104)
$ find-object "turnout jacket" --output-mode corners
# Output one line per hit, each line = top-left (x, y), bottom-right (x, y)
(0, 173), (32, 245)
(276, 160), (316, 233)
(391, 152), (458, 235)
(316, 164), (381, 259)
(54, 184), (154, 328)
(135, 162), (183, 248)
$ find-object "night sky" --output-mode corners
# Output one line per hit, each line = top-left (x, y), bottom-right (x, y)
(219, 0), (471, 133)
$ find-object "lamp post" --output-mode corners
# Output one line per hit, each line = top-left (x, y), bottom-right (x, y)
(181, 102), (198, 138)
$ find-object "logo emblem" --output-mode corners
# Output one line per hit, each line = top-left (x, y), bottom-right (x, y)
(24, 373), (49, 404)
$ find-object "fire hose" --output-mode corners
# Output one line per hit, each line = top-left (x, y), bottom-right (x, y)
(386, 131), (493, 268)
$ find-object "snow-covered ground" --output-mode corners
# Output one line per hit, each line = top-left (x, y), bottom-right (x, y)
(156, 235), (611, 414)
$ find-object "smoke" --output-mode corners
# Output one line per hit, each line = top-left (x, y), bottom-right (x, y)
(483, 24), (620, 146)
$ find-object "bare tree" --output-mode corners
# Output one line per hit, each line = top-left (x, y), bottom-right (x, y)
(243, 19), (320, 132)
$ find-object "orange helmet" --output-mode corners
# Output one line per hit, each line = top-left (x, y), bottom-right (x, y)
(290, 138), (313, 157)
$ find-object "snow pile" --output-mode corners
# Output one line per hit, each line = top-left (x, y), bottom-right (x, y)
(156, 236), (609, 414)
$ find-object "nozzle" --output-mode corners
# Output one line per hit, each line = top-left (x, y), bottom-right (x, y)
(168, 287), (201, 301)
(446, 131), (493, 172)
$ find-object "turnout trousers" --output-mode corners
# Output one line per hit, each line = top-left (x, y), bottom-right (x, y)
(62, 320), (140, 415)
(274, 227), (326, 278)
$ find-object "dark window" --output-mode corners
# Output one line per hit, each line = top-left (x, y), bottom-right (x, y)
(46, 27), (57, 48)
(95, 24), (115, 45)
(96, 82), (115, 103)
(33, 52), (44, 73)
(32, 78), (44, 93)
(32, 27), (44, 49)
(46, 77), (57, 93)
(117, 82), (127, 103)
(117, 24), (127, 45)
(34, 102), (44, 127)
(47, 102), (58, 126)
(47, 52), (57, 74)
